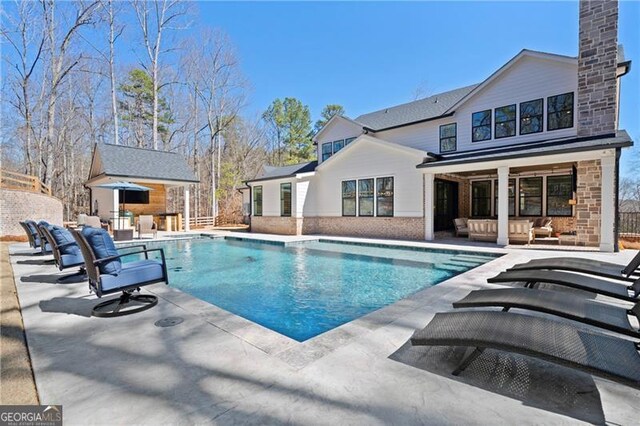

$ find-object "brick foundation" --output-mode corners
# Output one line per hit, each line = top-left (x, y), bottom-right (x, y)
(0, 188), (63, 238)
(302, 217), (424, 240)
(250, 216), (302, 235)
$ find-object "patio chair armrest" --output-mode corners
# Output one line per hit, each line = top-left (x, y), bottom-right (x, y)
(116, 243), (147, 251)
(93, 247), (164, 265)
(57, 241), (76, 249)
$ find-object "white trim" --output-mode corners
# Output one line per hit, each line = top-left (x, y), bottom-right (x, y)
(316, 134), (428, 171)
(312, 115), (366, 142)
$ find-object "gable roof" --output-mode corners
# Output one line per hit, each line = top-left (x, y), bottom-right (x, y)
(312, 115), (370, 143)
(316, 134), (429, 171)
(442, 49), (577, 114)
(246, 161), (317, 184)
(88, 143), (199, 183)
(354, 84), (478, 131)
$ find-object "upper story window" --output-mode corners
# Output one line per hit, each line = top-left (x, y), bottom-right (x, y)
(439, 123), (457, 153)
(376, 177), (394, 217)
(472, 110), (492, 142)
(253, 186), (263, 216)
(333, 139), (345, 154)
(280, 183), (291, 217)
(520, 99), (543, 135)
(322, 143), (333, 162)
(358, 179), (375, 217)
(342, 180), (356, 216)
(345, 137), (356, 145)
(494, 104), (516, 139)
(547, 92), (574, 131)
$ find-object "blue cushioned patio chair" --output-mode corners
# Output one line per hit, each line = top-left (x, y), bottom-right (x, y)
(39, 224), (87, 282)
(19, 221), (39, 248)
(21, 220), (52, 254)
(70, 228), (168, 317)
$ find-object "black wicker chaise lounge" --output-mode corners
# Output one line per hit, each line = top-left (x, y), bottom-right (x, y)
(488, 269), (640, 302)
(509, 250), (640, 282)
(410, 311), (640, 387)
(453, 288), (640, 338)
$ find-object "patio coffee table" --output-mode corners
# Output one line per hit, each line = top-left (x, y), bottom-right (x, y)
(113, 229), (133, 241)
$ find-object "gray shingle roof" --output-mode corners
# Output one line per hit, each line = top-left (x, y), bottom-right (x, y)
(94, 143), (199, 183)
(354, 84), (479, 131)
(247, 161), (317, 183)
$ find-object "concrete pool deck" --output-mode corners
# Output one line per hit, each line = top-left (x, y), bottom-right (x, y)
(7, 233), (640, 424)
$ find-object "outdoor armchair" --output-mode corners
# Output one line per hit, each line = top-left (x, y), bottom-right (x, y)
(71, 227), (169, 317)
(453, 218), (469, 237)
(136, 215), (158, 239)
(39, 224), (86, 282)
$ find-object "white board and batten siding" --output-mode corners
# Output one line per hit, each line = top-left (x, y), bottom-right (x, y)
(378, 55), (579, 153)
(309, 138), (425, 217)
(249, 177), (312, 218)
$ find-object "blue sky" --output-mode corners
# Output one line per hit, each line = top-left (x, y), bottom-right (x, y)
(197, 1), (639, 176)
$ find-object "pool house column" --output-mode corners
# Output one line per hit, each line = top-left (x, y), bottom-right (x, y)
(496, 166), (510, 246)
(184, 185), (190, 232)
(424, 173), (435, 241)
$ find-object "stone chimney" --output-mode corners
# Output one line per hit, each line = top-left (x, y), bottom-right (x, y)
(577, 0), (619, 137)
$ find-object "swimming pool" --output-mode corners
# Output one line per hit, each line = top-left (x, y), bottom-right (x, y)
(142, 237), (499, 341)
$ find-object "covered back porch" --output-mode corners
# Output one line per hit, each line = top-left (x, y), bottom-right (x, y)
(421, 147), (617, 252)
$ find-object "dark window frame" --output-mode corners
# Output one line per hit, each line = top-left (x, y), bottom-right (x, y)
(253, 185), (263, 217)
(376, 176), (394, 217)
(546, 175), (574, 217)
(333, 139), (345, 154)
(519, 98), (544, 135)
(344, 137), (356, 145)
(439, 123), (457, 153)
(471, 180), (493, 217)
(321, 142), (333, 162)
(280, 182), (292, 217)
(519, 176), (543, 216)
(472, 109), (492, 142)
(341, 180), (357, 217)
(358, 178), (375, 217)
(494, 104), (516, 139)
(547, 92), (574, 131)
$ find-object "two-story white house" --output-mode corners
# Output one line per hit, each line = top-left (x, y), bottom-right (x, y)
(245, 0), (633, 252)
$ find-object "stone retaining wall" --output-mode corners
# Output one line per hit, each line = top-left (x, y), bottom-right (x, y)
(302, 217), (424, 240)
(0, 188), (63, 238)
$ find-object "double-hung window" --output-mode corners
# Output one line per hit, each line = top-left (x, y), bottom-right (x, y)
(520, 99), (543, 135)
(376, 177), (394, 217)
(494, 105), (516, 139)
(253, 186), (263, 216)
(439, 123), (457, 153)
(547, 92), (574, 131)
(519, 177), (543, 216)
(342, 180), (356, 216)
(358, 179), (375, 217)
(472, 110), (492, 142)
(321, 143), (333, 162)
(471, 181), (492, 217)
(547, 175), (573, 216)
(280, 183), (291, 217)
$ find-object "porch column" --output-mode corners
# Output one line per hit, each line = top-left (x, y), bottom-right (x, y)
(112, 189), (120, 230)
(424, 173), (435, 241)
(497, 166), (509, 246)
(600, 156), (615, 252)
(184, 185), (190, 232)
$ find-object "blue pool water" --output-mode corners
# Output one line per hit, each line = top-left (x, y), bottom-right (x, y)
(139, 238), (498, 341)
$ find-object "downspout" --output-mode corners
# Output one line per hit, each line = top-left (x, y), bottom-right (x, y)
(248, 185), (252, 232)
(614, 147), (621, 252)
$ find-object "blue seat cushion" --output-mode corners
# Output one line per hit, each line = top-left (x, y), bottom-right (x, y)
(98, 260), (164, 293)
(60, 252), (84, 268)
(50, 226), (79, 256)
(81, 227), (121, 274)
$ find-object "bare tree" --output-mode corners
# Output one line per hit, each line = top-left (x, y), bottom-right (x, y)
(1, 0), (45, 175)
(41, 0), (100, 185)
(132, 0), (187, 150)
